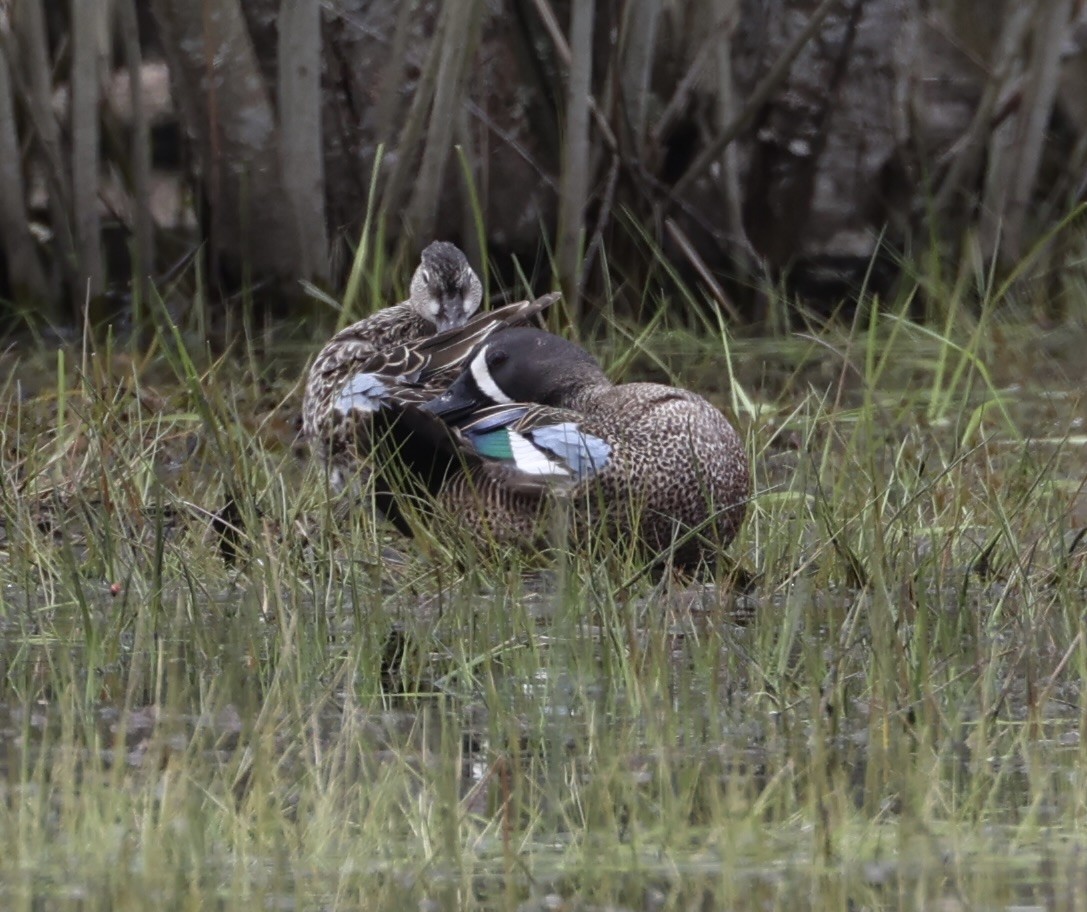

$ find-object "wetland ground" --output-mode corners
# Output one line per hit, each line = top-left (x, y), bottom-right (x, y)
(0, 288), (1085, 910)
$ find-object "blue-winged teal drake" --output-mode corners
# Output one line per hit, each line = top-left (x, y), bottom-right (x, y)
(302, 261), (559, 494)
(381, 327), (750, 568)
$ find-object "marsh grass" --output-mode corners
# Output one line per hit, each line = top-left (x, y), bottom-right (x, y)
(0, 249), (1085, 910)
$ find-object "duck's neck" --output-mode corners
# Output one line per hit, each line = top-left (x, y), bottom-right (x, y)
(557, 379), (612, 412)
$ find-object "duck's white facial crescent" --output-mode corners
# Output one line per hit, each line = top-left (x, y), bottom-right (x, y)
(469, 346), (512, 404)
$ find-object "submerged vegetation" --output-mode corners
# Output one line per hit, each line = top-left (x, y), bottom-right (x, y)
(0, 249), (1084, 909)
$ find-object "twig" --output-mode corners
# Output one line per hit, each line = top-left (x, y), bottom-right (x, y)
(581, 153), (620, 290)
(374, 0), (417, 148)
(463, 98), (557, 192)
(7, 0), (76, 291)
(410, 0), (483, 239)
(617, 0), (660, 156)
(1003, 0), (1074, 260)
(379, 3), (446, 221)
(934, 5), (1032, 215)
(0, 38), (48, 300)
(648, 36), (714, 153)
(71, 0), (103, 297)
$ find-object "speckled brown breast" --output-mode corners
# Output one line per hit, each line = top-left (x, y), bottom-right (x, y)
(567, 383), (749, 565)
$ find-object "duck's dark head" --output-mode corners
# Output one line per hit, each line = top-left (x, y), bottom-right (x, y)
(424, 327), (606, 419)
(409, 241), (483, 333)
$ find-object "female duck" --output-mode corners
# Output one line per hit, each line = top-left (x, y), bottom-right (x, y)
(302, 241), (481, 471)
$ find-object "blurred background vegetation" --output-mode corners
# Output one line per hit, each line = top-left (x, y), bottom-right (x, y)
(1, 0), (1086, 330)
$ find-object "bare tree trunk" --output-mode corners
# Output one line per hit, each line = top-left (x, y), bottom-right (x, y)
(151, 0), (303, 283)
(379, 8), (446, 230)
(0, 42), (48, 304)
(373, 0), (417, 149)
(117, 0), (154, 308)
(408, 0), (482, 242)
(557, 0), (595, 318)
(11, 0), (75, 297)
(710, 0), (749, 270)
(619, 0), (660, 157)
(11, 0), (1082, 317)
(278, 0), (328, 282)
(932, 5), (1032, 220)
(980, 0), (1074, 263)
(71, 0), (105, 301)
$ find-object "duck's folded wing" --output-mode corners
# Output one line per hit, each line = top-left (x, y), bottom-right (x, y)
(458, 404), (611, 492)
(331, 366), (431, 416)
(524, 422), (611, 481)
(333, 372), (394, 416)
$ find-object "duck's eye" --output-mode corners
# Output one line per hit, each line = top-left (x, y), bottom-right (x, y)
(488, 350), (509, 369)
(419, 269), (431, 286)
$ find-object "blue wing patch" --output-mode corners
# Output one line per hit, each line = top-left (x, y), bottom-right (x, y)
(527, 423), (611, 481)
(334, 373), (389, 415)
(466, 428), (568, 476)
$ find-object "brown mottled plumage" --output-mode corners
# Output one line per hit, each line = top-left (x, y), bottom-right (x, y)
(398, 328), (750, 568)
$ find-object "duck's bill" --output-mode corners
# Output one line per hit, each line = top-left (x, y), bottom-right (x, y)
(433, 296), (467, 333)
(422, 383), (482, 421)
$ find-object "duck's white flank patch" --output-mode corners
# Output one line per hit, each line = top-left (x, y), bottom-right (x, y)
(470, 347), (513, 404)
(508, 431), (571, 476)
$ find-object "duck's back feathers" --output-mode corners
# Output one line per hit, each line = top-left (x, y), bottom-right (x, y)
(406, 294), (558, 386)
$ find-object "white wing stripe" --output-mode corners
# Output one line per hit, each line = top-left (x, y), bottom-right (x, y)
(508, 431), (571, 476)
